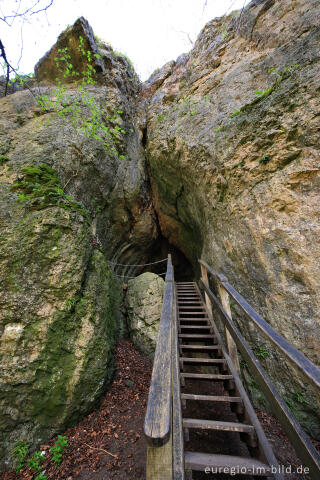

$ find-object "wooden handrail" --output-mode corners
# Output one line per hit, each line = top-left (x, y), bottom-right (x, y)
(199, 259), (320, 390)
(144, 254), (174, 446)
(198, 260), (320, 479)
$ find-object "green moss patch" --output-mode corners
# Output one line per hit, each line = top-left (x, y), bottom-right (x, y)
(10, 163), (88, 219)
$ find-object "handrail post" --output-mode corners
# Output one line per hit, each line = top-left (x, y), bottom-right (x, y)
(200, 263), (212, 312)
(200, 261), (240, 374)
(216, 274), (241, 374)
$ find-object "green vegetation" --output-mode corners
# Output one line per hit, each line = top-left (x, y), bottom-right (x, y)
(259, 154), (271, 165)
(50, 435), (69, 464)
(231, 160), (245, 169)
(255, 346), (270, 358)
(11, 436), (68, 476)
(113, 49), (134, 69)
(12, 440), (29, 472)
(230, 64), (299, 119)
(65, 297), (78, 311)
(220, 23), (229, 41)
(8, 72), (35, 88)
(230, 109), (240, 118)
(26, 450), (45, 473)
(215, 126), (223, 133)
(0, 155), (9, 165)
(293, 390), (309, 405)
(36, 36), (127, 160)
(34, 474), (48, 480)
(10, 163), (88, 218)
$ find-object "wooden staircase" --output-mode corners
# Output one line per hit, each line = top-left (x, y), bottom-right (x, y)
(176, 282), (277, 478)
(144, 255), (320, 480)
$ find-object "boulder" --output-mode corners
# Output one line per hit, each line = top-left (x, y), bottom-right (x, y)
(125, 273), (164, 357)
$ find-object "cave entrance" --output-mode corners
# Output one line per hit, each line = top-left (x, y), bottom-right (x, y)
(142, 234), (195, 282)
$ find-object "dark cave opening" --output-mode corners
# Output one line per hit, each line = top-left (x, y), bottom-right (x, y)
(142, 234), (195, 282)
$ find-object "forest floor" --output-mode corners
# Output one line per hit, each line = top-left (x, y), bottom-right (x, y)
(1, 339), (319, 480)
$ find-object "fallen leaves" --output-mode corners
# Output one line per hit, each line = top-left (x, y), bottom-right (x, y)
(2, 339), (152, 480)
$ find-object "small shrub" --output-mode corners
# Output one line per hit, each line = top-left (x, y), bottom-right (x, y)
(50, 435), (68, 464)
(255, 346), (269, 358)
(35, 474), (47, 480)
(26, 450), (45, 472)
(12, 440), (29, 472)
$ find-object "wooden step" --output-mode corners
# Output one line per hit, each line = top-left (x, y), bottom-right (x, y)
(177, 288), (198, 295)
(178, 301), (202, 304)
(181, 394), (242, 403)
(178, 334), (214, 338)
(179, 305), (205, 308)
(177, 287), (197, 290)
(177, 296), (200, 299)
(181, 373), (232, 380)
(184, 452), (271, 475)
(179, 325), (212, 330)
(180, 358), (226, 364)
(179, 345), (220, 350)
(183, 418), (254, 433)
(179, 318), (208, 322)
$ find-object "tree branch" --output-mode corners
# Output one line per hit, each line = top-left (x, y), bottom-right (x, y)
(0, 39), (10, 96)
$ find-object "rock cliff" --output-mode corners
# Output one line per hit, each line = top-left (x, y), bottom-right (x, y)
(0, 17), (157, 468)
(143, 0), (320, 436)
(0, 0), (319, 470)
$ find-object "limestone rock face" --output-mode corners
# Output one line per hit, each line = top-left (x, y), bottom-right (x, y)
(0, 17), (157, 469)
(143, 0), (320, 437)
(125, 273), (164, 357)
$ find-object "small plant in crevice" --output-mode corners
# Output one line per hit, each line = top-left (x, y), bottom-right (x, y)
(50, 435), (69, 464)
(65, 297), (78, 311)
(285, 390), (308, 414)
(0, 155), (9, 165)
(12, 440), (29, 472)
(292, 390), (309, 406)
(259, 154), (271, 165)
(229, 63), (299, 119)
(240, 360), (248, 369)
(230, 109), (240, 118)
(231, 160), (245, 170)
(255, 346), (270, 359)
(220, 23), (229, 41)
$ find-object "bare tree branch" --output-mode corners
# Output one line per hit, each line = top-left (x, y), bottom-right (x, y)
(0, 40), (10, 96)
(0, 0), (54, 97)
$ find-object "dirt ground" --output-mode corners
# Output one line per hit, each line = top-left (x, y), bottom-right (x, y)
(1, 339), (319, 480)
